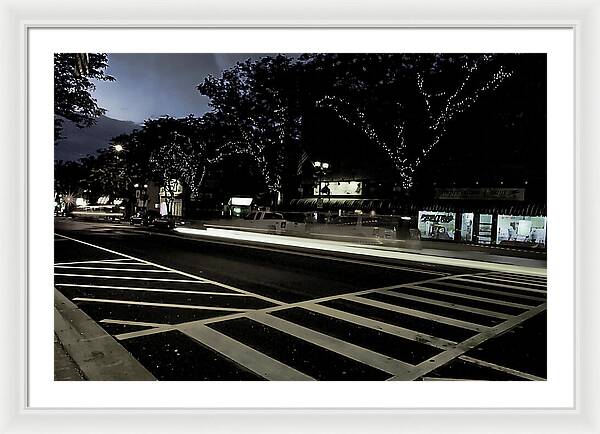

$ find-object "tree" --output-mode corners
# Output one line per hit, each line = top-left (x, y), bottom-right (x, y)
(303, 53), (513, 190)
(54, 53), (115, 141)
(198, 55), (303, 204)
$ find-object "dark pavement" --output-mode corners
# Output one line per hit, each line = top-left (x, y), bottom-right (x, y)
(54, 218), (547, 381)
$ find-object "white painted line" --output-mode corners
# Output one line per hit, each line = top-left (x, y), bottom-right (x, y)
(449, 277), (547, 294)
(178, 323), (314, 380)
(54, 259), (126, 266)
(400, 285), (534, 310)
(394, 304), (547, 381)
(345, 295), (489, 333)
(246, 311), (414, 378)
(469, 274), (547, 289)
(100, 319), (171, 328)
(303, 303), (455, 350)
(435, 281), (546, 302)
(458, 355), (546, 381)
(72, 297), (249, 312)
(54, 266), (181, 273)
(54, 233), (285, 306)
(484, 272), (547, 284)
(56, 283), (250, 297)
(373, 290), (511, 320)
(55, 273), (209, 283)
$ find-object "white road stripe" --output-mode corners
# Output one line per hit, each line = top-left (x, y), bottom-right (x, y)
(246, 311), (414, 378)
(54, 266), (181, 273)
(72, 297), (249, 312)
(54, 233), (284, 306)
(400, 285), (534, 310)
(54, 259), (125, 266)
(302, 303), (456, 350)
(100, 319), (170, 328)
(55, 273), (209, 283)
(373, 290), (511, 320)
(178, 323), (314, 380)
(345, 295), (488, 333)
(458, 355), (546, 381)
(469, 274), (547, 289)
(435, 281), (546, 302)
(56, 283), (250, 296)
(486, 272), (547, 282)
(449, 277), (547, 294)
(392, 304), (547, 381)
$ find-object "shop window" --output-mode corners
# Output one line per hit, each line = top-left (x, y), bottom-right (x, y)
(418, 211), (456, 240)
(496, 215), (547, 246)
(461, 213), (474, 242)
(478, 214), (493, 244)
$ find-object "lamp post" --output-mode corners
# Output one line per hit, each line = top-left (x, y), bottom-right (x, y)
(313, 161), (330, 216)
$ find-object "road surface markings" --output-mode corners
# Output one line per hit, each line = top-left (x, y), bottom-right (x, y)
(100, 319), (171, 328)
(54, 273), (211, 283)
(458, 355), (546, 381)
(370, 290), (512, 320)
(55, 283), (254, 296)
(429, 281), (546, 301)
(449, 276), (547, 294)
(400, 284), (536, 310)
(55, 233), (546, 380)
(343, 295), (490, 333)
(178, 323), (314, 380)
(54, 266), (181, 273)
(55, 233), (284, 306)
(246, 311), (415, 378)
(466, 274), (547, 289)
(387, 303), (547, 381)
(72, 297), (250, 312)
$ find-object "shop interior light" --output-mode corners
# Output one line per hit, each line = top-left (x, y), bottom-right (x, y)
(322, 162), (329, 169)
(143, 184), (148, 188)
(314, 161), (321, 167)
(134, 183), (139, 188)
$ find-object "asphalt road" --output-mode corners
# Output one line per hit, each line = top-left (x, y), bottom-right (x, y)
(54, 218), (547, 381)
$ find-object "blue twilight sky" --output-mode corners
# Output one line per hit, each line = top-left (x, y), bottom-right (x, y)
(92, 53), (280, 123)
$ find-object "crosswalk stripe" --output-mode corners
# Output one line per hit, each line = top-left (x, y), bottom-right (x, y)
(246, 311), (414, 378)
(178, 323), (314, 380)
(56, 283), (248, 296)
(394, 303), (547, 381)
(54, 266), (180, 273)
(436, 281), (546, 302)
(458, 355), (546, 381)
(72, 297), (248, 312)
(55, 274), (209, 283)
(374, 290), (511, 319)
(344, 295), (488, 333)
(449, 277), (547, 294)
(302, 303), (456, 350)
(401, 285), (535, 310)
(469, 274), (547, 289)
(100, 319), (170, 328)
(485, 272), (547, 283)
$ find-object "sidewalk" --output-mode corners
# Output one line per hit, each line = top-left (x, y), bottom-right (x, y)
(54, 333), (85, 381)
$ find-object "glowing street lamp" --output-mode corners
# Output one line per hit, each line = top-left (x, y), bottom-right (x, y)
(114, 144), (124, 152)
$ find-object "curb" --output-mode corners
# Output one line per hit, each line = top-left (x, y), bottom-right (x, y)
(54, 288), (156, 381)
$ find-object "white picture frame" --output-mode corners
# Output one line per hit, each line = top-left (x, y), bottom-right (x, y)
(1, 0), (598, 432)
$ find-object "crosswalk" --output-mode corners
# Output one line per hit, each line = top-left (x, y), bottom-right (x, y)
(54, 234), (547, 381)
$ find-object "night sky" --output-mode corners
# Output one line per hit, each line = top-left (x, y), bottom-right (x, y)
(92, 53), (279, 123)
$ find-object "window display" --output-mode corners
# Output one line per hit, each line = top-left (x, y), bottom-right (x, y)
(461, 213), (474, 242)
(496, 215), (547, 246)
(418, 211), (456, 240)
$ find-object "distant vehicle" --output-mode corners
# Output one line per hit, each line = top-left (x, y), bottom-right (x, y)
(70, 204), (124, 221)
(153, 215), (176, 230)
(242, 211), (305, 233)
(130, 210), (160, 226)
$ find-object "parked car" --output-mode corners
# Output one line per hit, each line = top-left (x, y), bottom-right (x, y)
(153, 215), (176, 230)
(130, 210), (160, 226)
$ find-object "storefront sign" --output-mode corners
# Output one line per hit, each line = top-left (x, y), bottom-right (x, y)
(418, 211), (456, 240)
(435, 188), (525, 201)
(314, 181), (362, 196)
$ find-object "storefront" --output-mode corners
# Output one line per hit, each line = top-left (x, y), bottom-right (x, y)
(496, 215), (547, 247)
(418, 211), (456, 240)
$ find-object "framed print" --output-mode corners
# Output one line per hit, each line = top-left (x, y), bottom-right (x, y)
(1, 0), (598, 433)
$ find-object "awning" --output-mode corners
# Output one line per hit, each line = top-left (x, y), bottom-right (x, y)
(288, 198), (546, 216)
